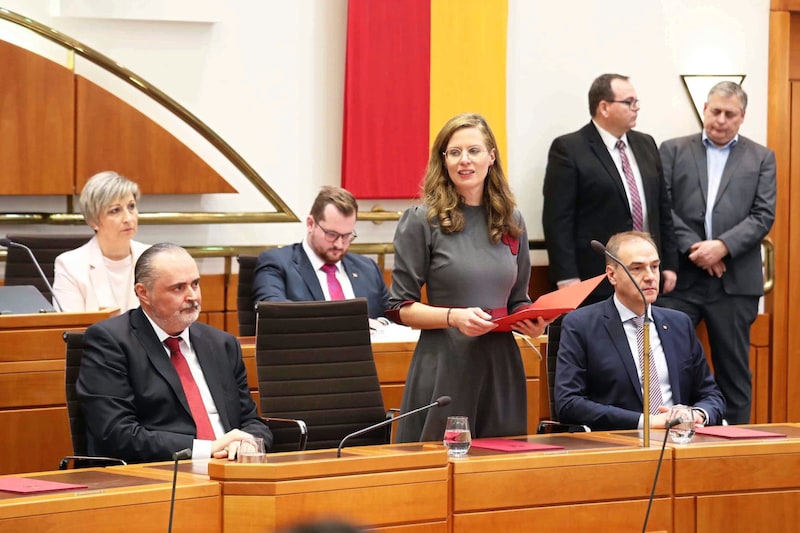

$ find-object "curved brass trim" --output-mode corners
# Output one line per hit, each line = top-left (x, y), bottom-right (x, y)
(763, 236), (774, 294)
(0, 7), (298, 223)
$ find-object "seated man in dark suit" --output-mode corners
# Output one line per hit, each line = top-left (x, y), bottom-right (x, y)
(555, 231), (725, 430)
(253, 186), (391, 328)
(77, 243), (272, 463)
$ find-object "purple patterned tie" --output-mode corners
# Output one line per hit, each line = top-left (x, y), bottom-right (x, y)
(321, 263), (345, 300)
(616, 139), (644, 231)
(633, 316), (664, 415)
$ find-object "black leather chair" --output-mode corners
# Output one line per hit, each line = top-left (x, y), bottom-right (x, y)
(236, 255), (258, 337)
(537, 321), (590, 434)
(255, 298), (392, 452)
(4, 234), (92, 302)
(60, 331), (126, 469)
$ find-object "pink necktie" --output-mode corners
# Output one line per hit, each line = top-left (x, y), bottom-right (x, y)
(164, 336), (215, 440)
(616, 139), (644, 231)
(321, 263), (345, 300)
(633, 316), (664, 415)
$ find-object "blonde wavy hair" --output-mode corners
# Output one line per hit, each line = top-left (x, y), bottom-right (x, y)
(422, 113), (521, 243)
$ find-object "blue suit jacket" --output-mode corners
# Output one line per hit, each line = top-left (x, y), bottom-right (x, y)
(555, 298), (725, 430)
(252, 243), (390, 319)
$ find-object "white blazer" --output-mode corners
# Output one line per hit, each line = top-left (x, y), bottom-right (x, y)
(53, 236), (150, 312)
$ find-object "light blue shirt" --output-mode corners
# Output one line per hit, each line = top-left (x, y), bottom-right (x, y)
(702, 131), (738, 239)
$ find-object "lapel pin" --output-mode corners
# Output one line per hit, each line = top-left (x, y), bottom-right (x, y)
(662, 324), (668, 330)
(352, 272), (359, 278)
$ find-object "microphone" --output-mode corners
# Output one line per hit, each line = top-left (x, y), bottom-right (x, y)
(168, 448), (192, 533)
(336, 395), (452, 457)
(642, 418), (682, 533)
(0, 237), (63, 312)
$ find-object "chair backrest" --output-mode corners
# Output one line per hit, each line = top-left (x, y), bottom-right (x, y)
(4, 234), (92, 301)
(545, 320), (561, 419)
(237, 255), (258, 337)
(255, 298), (388, 451)
(63, 330), (88, 456)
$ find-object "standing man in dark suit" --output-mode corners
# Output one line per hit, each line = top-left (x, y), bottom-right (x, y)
(658, 82), (776, 424)
(542, 73), (678, 300)
(77, 243), (272, 463)
(253, 186), (391, 327)
(555, 232), (724, 431)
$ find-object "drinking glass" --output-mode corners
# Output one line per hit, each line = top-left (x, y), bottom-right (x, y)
(668, 405), (696, 444)
(443, 416), (472, 457)
(237, 436), (267, 463)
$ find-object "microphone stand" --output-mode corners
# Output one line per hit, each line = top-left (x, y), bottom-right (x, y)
(591, 240), (651, 448)
(168, 448), (192, 533)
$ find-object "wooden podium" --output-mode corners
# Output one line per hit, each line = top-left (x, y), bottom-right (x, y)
(0, 309), (117, 475)
(207, 443), (449, 532)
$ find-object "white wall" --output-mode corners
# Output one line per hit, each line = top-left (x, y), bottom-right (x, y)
(0, 0), (771, 270)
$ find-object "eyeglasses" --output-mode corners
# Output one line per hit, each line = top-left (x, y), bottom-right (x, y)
(442, 147), (489, 162)
(315, 220), (357, 243)
(607, 98), (640, 109)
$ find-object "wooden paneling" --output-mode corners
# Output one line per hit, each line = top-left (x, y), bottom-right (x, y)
(0, 41), (74, 195)
(75, 76), (234, 194)
(1, 407), (71, 475)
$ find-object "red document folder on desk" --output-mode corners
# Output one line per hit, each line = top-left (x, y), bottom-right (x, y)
(694, 426), (787, 439)
(492, 274), (605, 332)
(0, 477), (88, 494)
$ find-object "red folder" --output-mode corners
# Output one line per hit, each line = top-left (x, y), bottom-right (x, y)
(694, 426), (787, 440)
(492, 274), (606, 332)
(470, 438), (565, 452)
(0, 477), (88, 494)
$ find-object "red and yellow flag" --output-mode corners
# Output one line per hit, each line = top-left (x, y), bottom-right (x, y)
(342, 0), (508, 199)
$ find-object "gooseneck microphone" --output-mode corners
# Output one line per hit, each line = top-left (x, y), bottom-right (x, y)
(642, 418), (681, 533)
(336, 395), (452, 457)
(591, 239), (655, 446)
(168, 448), (192, 533)
(0, 237), (63, 312)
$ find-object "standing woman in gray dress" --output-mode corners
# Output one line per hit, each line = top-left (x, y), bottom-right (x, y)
(388, 113), (551, 442)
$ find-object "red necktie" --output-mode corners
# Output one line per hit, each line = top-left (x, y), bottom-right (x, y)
(164, 336), (215, 440)
(321, 263), (345, 300)
(616, 139), (644, 231)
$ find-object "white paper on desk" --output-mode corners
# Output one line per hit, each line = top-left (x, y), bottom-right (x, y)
(371, 323), (421, 342)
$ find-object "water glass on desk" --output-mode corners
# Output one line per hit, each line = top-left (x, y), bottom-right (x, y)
(668, 405), (696, 444)
(237, 437), (266, 463)
(443, 416), (472, 457)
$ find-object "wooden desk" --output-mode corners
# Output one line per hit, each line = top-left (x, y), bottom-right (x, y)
(240, 335), (547, 434)
(0, 464), (220, 532)
(0, 309), (118, 475)
(656, 423), (800, 533)
(208, 443), (449, 532)
(449, 432), (672, 532)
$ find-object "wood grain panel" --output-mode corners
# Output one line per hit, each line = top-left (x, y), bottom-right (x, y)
(696, 491), (800, 533)
(0, 370), (64, 408)
(768, 10), (793, 423)
(0, 407), (71, 475)
(452, 499), (671, 533)
(0, 329), (79, 362)
(75, 76), (235, 195)
(0, 494), (220, 532)
(0, 41), (74, 195)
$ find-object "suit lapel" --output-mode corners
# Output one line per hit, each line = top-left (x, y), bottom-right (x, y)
(292, 245), (325, 300)
(342, 256), (363, 298)
(601, 300), (643, 402)
(87, 238), (115, 308)
(689, 135), (710, 205)
(585, 124), (629, 205)
(652, 309), (682, 404)
(715, 137), (744, 204)
(130, 309), (192, 418)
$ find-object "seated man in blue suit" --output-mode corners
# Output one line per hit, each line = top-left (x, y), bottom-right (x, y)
(555, 231), (725, 430)
(253, 186), (390, 327)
